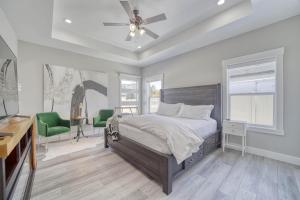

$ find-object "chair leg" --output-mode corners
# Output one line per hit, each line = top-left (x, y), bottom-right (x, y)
(93, 126), (95, 135)
(38, 136), (41, 152)
(45, 138), (48, 152)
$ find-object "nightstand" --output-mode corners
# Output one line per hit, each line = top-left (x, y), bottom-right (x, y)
(222, 120), (247, 156)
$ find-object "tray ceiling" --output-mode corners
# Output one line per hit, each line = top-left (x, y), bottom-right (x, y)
(1, 0), (300, 67)
(52, 0), (244, 51)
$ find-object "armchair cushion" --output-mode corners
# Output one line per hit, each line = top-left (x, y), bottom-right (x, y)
(48, 126), (70, 136)
(93, 121), (107, 127)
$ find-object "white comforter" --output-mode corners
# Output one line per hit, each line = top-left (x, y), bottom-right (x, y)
(119, 115), (204, 164)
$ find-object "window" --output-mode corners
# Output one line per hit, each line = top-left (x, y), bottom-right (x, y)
(223, 48), (284, 135)
(147, 80), (162, 113)
(229, 61), (275, 126)
(119, 74), (140, 114)
(143, 74), (163, 113)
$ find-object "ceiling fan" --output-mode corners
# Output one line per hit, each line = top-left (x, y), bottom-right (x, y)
(103, 1), (167, 41)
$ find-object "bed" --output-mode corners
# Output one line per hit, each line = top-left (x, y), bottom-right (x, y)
(104, 84), (222, 195)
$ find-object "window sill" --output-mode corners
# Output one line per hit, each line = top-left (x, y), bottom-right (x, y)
(247, 126), (284, 136)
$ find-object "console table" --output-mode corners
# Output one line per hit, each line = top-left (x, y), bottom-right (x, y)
(0, 116), (36, 200)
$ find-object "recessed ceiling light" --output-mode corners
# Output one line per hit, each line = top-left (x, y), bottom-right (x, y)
(137, 46), (142, 49)
(217, 0), (225, 6)
(64, 18), (72, 24)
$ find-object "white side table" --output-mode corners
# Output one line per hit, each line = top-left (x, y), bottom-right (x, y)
(222, 120), (247, 156)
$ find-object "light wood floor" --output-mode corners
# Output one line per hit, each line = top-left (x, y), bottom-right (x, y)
(31, 138), (300, 200)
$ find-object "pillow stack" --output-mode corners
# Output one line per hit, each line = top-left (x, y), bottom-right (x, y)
(156, 102), (182, 116)
(178, 104), (214, 120)
(157, 102), (214, 120)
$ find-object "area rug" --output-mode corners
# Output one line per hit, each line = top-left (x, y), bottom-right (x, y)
(42, 137), (102, 161)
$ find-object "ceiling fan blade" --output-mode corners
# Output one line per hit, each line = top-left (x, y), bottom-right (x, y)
(143, 13), (167, 25)
(120, 1), (134, 19)
(125, 32), (132, 41)
(144, 28), (159, 39)
(103, 22), (129, 26)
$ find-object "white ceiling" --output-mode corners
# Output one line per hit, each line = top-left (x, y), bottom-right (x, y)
(53, 0), (244, 51)
(1, 0), (300, 67)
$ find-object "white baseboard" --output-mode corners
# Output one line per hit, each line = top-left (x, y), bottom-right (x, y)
(225, 144), (300, 166)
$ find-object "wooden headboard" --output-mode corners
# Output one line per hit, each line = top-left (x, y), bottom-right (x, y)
(160, 84), (222, 129)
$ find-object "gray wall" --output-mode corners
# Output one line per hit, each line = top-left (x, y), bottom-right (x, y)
(143, 15), (300, 158)
(18, 41), (141, 116)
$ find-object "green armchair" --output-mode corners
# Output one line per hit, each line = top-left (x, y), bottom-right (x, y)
(36, 112), (70, 137)
(93, 109), (114, 128)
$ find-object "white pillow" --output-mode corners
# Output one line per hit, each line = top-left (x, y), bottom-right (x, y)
(156, 102), (182, 116)
(178, 104), (214, 120)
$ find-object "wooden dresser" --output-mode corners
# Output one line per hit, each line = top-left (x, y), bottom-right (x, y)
(0, 116), (36, 200)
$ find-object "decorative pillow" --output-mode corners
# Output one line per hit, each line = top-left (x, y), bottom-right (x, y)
(156, 102), (182, 116)
(178, 104), (214, 120)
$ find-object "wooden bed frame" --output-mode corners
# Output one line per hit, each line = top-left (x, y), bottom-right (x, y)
(104, 84), (222, 195)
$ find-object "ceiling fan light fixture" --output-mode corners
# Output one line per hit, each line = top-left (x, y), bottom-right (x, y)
(217, 0), (225, 6)
(103, 1), (166, 41)
(129, 23), (137, 32)
(129, 31), (135, 37)
(137, 45), (142, 49)
(139, 28), (145, 35)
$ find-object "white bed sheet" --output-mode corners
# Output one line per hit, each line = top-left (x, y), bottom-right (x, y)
(119, 115), (217, 155)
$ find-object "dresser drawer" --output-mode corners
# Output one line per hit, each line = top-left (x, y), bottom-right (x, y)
(185, 147), (204, 169)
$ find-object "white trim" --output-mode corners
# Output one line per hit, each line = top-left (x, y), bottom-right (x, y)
(144, 74), (164, 83)
(222, 48), (284, 67)
(247, 126), (284, 135)
(226, 144), (300, 166)
(222, 47), (284, 135)
(119, 73), (141, 80)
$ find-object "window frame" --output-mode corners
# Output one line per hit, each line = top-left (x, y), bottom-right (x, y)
(119, 73), (141, 114)
(143, 74), (164, 114)
(222, 48), (284, 135)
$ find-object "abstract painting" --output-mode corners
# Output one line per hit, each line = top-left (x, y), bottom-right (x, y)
(0, 59), (19, 119)
(43, 64), (108, 123)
